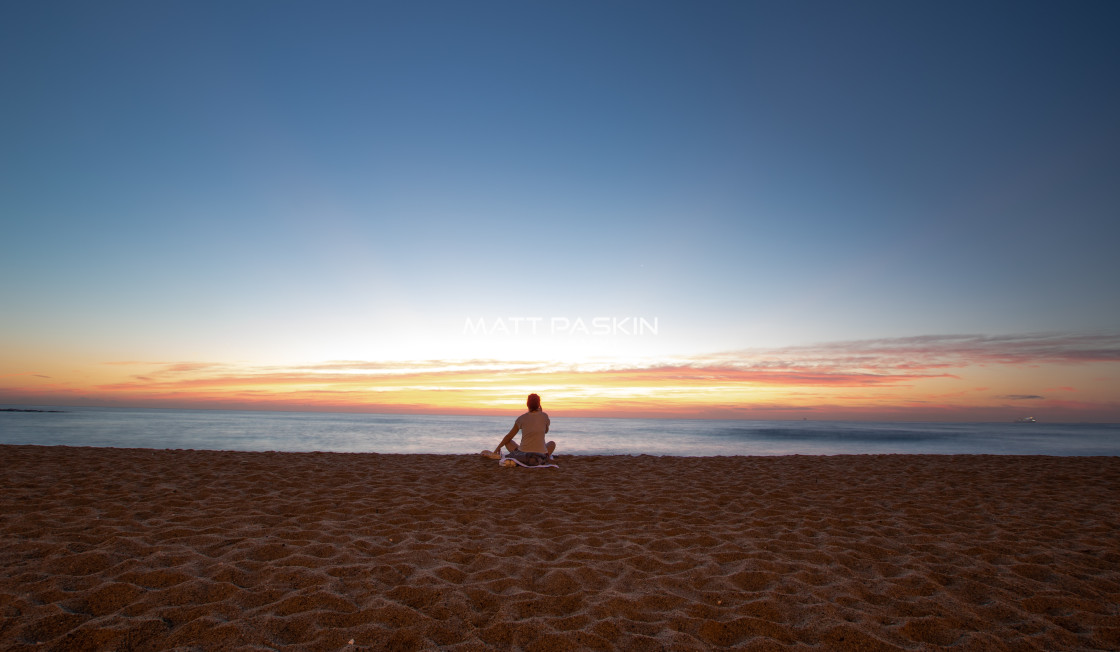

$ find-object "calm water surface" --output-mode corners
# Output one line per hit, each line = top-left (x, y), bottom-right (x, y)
(1, 406), (1118, 456)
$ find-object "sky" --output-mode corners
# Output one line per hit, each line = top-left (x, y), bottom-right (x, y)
(2, 0), (1119, 421)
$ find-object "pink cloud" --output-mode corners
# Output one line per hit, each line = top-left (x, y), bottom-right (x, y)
(86, 332), (1118, 396)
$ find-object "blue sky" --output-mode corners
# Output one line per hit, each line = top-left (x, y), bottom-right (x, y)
(2, 1), (1119, 417)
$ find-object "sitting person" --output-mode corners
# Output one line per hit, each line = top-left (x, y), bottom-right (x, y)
(487, 393), (556, 465)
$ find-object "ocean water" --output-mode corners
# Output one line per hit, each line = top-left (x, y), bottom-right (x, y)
(2, 406), (1118, 456)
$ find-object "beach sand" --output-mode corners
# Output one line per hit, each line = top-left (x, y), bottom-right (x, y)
(1, 446), (1118, 650)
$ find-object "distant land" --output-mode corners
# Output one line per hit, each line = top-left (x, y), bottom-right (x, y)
(0, 408), (64, 413)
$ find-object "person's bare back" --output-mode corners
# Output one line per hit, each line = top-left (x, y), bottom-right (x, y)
(484, 393), (557, 463)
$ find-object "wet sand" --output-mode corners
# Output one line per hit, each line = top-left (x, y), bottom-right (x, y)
(1, 445), (1118, 650)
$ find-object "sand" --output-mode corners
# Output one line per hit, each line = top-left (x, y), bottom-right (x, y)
(1, 446), (1118, 651)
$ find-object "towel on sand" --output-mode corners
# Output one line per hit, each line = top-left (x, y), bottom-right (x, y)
(499, 451), (559, 469)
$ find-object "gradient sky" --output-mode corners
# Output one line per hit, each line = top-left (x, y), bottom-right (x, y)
(2, 1), (1119, 420)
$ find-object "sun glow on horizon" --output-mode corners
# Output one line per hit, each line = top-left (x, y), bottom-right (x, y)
(3, 333), (1118, 422)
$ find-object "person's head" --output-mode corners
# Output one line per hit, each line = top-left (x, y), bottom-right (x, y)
(527, 393), (541, 412)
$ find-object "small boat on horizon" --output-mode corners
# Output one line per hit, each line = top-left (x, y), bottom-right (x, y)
(1014, 416), (1037, 423)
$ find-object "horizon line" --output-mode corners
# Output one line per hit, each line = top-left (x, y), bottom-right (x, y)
(2, 401), (1112, 425)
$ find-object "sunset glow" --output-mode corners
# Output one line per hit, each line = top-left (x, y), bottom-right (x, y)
(4, 334), (1117, 421)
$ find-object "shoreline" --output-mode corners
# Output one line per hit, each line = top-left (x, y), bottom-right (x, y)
(2, 445), (1118, 649)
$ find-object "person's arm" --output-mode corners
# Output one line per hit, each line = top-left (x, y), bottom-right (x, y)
(494, 423), (520, 454)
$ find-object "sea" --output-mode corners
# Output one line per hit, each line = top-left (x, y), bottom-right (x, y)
(1, 405), (1118, 456)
